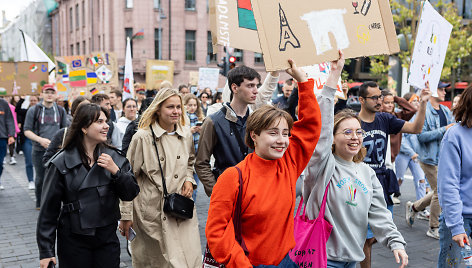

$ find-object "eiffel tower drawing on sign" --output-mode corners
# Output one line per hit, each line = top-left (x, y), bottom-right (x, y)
(278, 3), (300, 51)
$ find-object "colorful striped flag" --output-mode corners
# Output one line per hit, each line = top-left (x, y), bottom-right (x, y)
(89, 56), (99, 66)
(29, 64), (38, 72)
(62, 74), (69, 83)
(90, 88), (98, 95)
(69, 70), (87, 87)
(86, 72), (98, 84)
(132, 29), (144, 39)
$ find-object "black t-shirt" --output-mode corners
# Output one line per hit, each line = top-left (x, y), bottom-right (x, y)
(435, 108), (447, 127)
(361, 112), (405, 170)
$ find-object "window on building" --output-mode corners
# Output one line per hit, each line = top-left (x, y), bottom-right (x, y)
(83, 41), (86, 54)
(82, 1), (85, 27)
(233, 49), (243, 63)
(254, 52), (264, 64)
(185, 30), (196, 61)
(155, 28), (162, 59)
(125, 0), (133, 9)
(207, 31), (216, 62)
(76, 4), (79, 29)
(77, 42), (80, 55)
(154, 0), (161, 9)
(69, 7), (73, 32)
(185, 0), (196, 10)
(125, 28), (134, 57)
(71, 44), (74, 55)
(98, 35), (101, 50)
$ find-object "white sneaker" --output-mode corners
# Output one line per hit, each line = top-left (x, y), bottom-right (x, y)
(28, 182), (35, 190)
(417, 210), (430, 221)
(427, 227), (440, 239)
(9, 157), (16, 165)
(19, 151), (23, 155)
(405, 201), (417, 227)
(0, 185), (4, 190)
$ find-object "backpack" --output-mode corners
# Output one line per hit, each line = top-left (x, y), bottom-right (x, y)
(32, 103), (67, 134)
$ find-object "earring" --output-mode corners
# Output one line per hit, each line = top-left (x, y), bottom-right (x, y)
(84, 131), (87, 135)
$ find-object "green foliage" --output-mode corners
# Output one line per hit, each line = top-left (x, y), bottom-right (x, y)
(369, 0), (472, 84)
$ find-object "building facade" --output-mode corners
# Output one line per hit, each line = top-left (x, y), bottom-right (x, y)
(51, 0), (267, 89)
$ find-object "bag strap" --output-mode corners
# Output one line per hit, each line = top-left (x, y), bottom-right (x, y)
(300, 181), (331, 218)
(234, 166), (249, 255)
(150, 125), (169, 197)
(222, 106), (248, 157)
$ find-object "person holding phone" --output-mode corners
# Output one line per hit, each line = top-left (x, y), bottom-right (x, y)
(37, 103), (140, 268)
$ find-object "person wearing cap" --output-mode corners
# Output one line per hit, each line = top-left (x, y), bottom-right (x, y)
(24, 84), (69, 209)
(0, 97), (16, 190)
(135, 84), (146, 111)
(405, 81), (455, 240)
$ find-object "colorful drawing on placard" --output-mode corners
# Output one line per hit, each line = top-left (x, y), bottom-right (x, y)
(41, 64), (48, 72)
(301, 9), (350, 55)
(279, 3), (301, 51)
(29, 64), (38, 72)
(352, 1), (360, 14)
(72, 59), (82, 68)
(96, 65), (113, 83)
(69, 70), (87, 87)
(360, 0), (371, 16)
(86, 72), (98, 84)
(356, 25), (370, 44)
(90, 87), (98, 95)
(301, 62), (345, 99)
(237, 0), (257, 30)
(57, 61), (68, 75)
(57, 82), (68, 92)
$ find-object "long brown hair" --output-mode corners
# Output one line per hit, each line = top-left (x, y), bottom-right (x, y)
(332, 109), (366, 163)
(183, 94), (204, 121)
(453, 85), (472, 128)
(63, 103), (110, 165)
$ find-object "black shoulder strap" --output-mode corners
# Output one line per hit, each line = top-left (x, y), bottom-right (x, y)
(33, 105), (41, 133)
(150, 125), (169, 197)
(222, 105), (248, 157)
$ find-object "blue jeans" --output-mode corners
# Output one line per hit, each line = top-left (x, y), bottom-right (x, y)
(395, 153), (426, 200)
(367, 205), (393, 239)
(22, 138), (34, 182)
(0, 138), (7, 183)
(327, 260), (356, 268)
(253, 253), (298, 267)
(32, 150), (46, 208)
(438, 214), (472, 267)
(192, 173), (200, 201)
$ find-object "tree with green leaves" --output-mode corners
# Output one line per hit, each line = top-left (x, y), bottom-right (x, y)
(370, 0), (472, 90)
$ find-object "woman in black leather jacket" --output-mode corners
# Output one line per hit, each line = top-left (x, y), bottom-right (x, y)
(36, 103), (140, 268)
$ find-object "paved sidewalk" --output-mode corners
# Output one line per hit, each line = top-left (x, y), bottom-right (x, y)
(0, 154), (453, 267)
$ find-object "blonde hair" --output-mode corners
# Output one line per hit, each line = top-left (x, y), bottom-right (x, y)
(332, 109), (366, 163)
(159, 80), (173, 90)
(183, 94), (204, 121)
(138, 88), (185, 129)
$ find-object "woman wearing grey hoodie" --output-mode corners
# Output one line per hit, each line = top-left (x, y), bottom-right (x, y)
(303, 53), (408, 268)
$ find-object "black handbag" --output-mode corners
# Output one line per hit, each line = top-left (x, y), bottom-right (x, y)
(150, 125), (194, 220)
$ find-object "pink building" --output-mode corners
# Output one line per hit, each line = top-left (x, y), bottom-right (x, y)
(51, 0), (268, 89)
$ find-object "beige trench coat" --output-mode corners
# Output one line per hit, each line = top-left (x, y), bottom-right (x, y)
(121, 122), (202, 268)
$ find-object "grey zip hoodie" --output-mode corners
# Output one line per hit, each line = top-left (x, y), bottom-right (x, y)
(303, 85), (406, 262)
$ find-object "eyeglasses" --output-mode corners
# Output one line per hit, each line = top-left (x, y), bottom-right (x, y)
(335, 128), (365, 139)
(364, 95), (383, 101)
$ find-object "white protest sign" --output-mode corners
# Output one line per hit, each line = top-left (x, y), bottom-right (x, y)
(408, 1), (452, 96)
(198, 68), (220, 91)
(301, 62), (346, 99)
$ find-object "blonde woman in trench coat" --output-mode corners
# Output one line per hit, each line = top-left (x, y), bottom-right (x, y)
(119, 88), (202, 267)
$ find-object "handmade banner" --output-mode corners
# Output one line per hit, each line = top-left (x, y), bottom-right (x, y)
(302, 62), (345, 99)
(209, 0), (262, 53)
(55, 52), (118, 100)
(408, 1), (452, 96)
(146, 60), (174, 90)
(198, 68), (220, 91)
(189, 71), (199, 86)
(251, 0), (400, 71)
(0, 62), (49, 95)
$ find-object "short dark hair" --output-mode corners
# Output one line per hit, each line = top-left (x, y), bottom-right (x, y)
(178, 84), (188, 92)
(213, 92), (223, 103)
(285, 79), (294, 86)
(453, 85), (472, 128)
(90, 94), (109, 105)
(359, 81), (379, 98)
(110, 89), (122, 98)
(70, 96), (89, 117)
(227, 65), (261, 100)
(381, 89), (393, 97)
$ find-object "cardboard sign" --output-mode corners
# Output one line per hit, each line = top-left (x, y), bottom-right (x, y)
(0, 62), (49, 95)
(198, 68), (220, 91)
(189, 71), (200, 86)
(408, 1), (452, 96)
(251, 0), (400, 71)
(209, 0), (262, 52)
(146, 60), (174, 90)
(55, 52), (118, 100)
(301, 62), (345, 99)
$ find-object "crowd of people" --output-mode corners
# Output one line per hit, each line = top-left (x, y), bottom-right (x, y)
(0, 52), (469, 268)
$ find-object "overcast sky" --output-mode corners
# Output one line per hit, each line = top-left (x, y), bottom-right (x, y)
(0, 0), (35, 23)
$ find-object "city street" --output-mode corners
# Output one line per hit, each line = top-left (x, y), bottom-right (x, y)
(0, 155), (446, 267)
